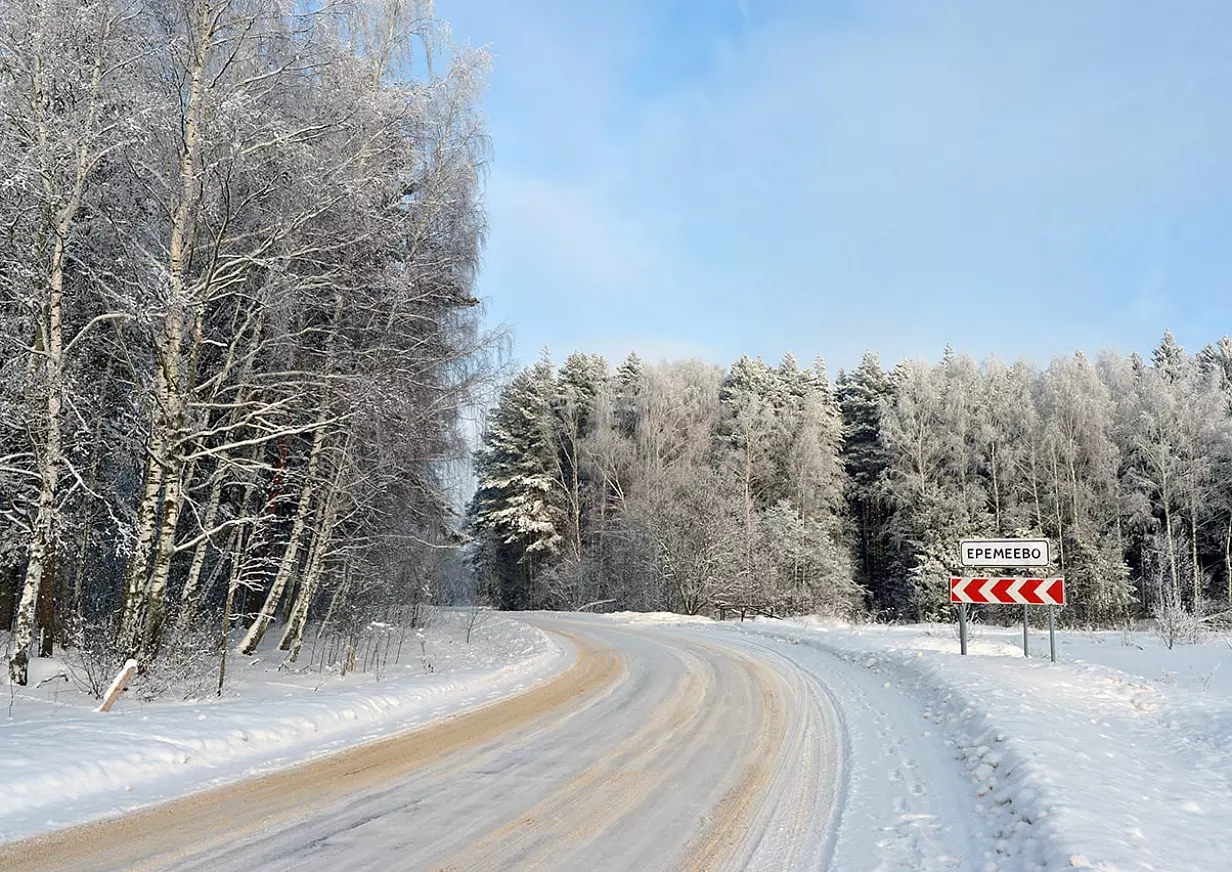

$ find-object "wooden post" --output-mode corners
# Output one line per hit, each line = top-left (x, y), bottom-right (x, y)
(96, 659), (138, 712)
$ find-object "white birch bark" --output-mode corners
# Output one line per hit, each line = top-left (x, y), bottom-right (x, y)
(278, 478), (338, 659)
(238, 422), (327, 655)
(179, 461), (227, 606)
(118, 1), (212, 653)
(8, 10), (114, 681)
(116, 425), (165, 650)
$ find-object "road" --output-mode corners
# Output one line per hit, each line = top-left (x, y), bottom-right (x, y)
(0, 615), (990, 871)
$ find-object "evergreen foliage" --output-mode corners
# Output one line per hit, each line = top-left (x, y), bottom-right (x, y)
(471, 334), (1232, 626)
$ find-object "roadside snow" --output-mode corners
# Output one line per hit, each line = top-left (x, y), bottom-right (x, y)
(605, 611), (716, 625)
(0, 609), (569, 844)
(726, 617), (1232, 872)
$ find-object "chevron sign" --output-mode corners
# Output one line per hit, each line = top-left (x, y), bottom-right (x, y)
(950, 577), (1066, 605)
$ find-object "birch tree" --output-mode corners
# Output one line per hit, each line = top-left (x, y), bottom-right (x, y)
(1, 0), (136, 682)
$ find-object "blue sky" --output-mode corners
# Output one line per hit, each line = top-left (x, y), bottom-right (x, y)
(439, 0), (1232, 375)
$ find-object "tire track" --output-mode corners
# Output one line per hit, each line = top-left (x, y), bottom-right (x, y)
(678, 652), (791, 872)
(431, 644), (716, 871)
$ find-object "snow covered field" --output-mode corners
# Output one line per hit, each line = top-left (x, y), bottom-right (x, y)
(0, 609), (568, 844)
(709, 615), (1232, 872)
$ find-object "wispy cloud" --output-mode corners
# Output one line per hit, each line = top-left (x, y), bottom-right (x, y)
(444, 0), (1232, 371)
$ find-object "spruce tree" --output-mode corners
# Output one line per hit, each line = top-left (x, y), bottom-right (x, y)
(837, 353), (903, 615)
(469, 352), (563, 607)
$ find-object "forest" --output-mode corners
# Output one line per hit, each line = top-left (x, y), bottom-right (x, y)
(0, 0), (490, 688)
(4, 0), (1231, 705)
(469, 334), (1232, 628)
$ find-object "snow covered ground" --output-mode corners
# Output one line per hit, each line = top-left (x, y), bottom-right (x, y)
(713, 615), (1232, 872)
(5, 606), (1231, 871)
(0, 608), (569, 844)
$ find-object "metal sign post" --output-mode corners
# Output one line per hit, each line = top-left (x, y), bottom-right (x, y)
(950, 571), (1066, 661)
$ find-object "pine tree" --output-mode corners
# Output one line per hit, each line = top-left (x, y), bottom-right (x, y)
(1152, 330), (1187, 381)
(612, 352), (644, 438)
(837, 353), (903, 615)
(470, 352), (563, 608)
(542, 352), (608, 608)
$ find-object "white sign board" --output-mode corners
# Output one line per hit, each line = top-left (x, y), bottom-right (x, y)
(959, 538), (1050, 567)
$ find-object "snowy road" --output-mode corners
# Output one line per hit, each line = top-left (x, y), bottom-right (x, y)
(1, 615), (994, 871)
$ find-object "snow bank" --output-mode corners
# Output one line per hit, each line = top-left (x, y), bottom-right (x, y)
(603, 611), (715, 625)
(0, 611), (569, 844)
(727, 619), (1232, 872)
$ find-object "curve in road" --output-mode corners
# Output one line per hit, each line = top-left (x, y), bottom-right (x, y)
(0, 615), (990, 871)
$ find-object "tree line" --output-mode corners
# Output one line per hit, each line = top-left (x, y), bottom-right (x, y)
(0, 0), (492, 687)
(468, 333), (1232, 627)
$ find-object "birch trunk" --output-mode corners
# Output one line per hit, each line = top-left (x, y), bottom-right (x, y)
(989, 443), (1002, 533)
(1161, 457), (1179, 601)
(9, 209), (71, 685)
(318, 557), (353, 637)
(9, 11), (112, 680)
(1190, 489), (1202, 607)
(141, 416), (185, 655)
(118, 3), (212, 654)
(238, 423), (326, 655)
(1224, 515), (1231, 605)
(278, 482), (337, 659)
(116, 425), (165, 648)
(1049, 446), (1066, 575)
(36, 550), (56, 657)
(179, 309), (261, 611)
(10, 294), (62, 682)
(217, 550), (240, 697)
(179, 461), (227, 606)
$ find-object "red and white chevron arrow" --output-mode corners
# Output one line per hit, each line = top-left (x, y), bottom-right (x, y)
(950, 577), (1066, 605)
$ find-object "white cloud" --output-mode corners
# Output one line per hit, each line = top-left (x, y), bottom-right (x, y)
(450, 0), (1232, 370)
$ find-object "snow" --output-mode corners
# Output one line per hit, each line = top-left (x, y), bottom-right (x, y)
(604, 610), (716, 625)
(723, 616), (1232, 872)
(6, 606), (1232, 872)
(0, 609), (569, 844)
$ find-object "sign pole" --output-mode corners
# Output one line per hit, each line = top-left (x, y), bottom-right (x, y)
(952, 571), (1066, 664)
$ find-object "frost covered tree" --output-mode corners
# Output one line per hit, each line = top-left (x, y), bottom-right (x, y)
(880, 357), (972, 619)
(837, 353), (901, 613)
(468, 335), (1232, 627)
(470, 354), (563, 608)
(1, 0), (495, 685)
(1, 0), (140, 681)
(470, 352), (857, 617)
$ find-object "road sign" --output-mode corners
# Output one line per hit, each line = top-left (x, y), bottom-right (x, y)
(950, 577), (1066, 606)
(959, 538), (1050, 567)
